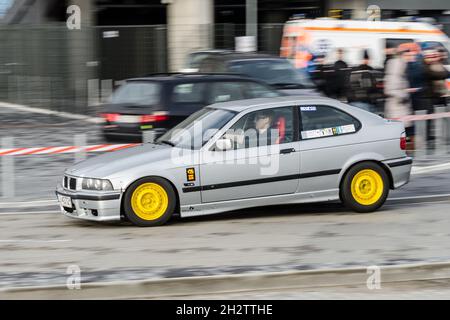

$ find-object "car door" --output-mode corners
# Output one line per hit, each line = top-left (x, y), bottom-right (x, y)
(297, 104), (362, 193)
(199, 106), (300, 203)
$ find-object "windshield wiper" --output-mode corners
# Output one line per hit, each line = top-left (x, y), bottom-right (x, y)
(271, 82), (305, 89)
(157, 140), (175, 147)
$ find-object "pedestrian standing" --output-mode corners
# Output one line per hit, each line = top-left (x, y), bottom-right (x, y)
(384, 44), (415, 137)
(405, 43), (425, 112)
(330, 48), (350, 101)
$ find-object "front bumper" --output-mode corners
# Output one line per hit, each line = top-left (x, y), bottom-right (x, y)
(383, 157), (413, 189)
(55, 184), (122, 222)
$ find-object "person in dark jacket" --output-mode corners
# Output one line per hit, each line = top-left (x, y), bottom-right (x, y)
(309, 54), (333, 96)
(421, 48), (449, 142)
(330, 48), (350, 100)
(422, 49), (449, 107)
(348, 49), (378, 112)
(354, 49), (373, 71)
(405, 43), (425, 112)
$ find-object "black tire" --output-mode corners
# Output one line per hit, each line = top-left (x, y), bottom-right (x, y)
(340, 162), (389, 213)
(123, 177), (176, 227)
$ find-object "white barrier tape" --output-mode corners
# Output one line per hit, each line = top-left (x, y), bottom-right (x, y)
(0, 144), (138, 156)
(391, 111), (450, 122)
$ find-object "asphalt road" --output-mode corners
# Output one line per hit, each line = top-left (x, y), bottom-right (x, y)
(3, 104), (450, 296)
(1, 195), (450, 289)
(165, 279), (450, 300)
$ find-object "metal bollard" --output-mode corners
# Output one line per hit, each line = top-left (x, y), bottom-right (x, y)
(446, 105), (450, 154)
(142, 130), (156, 144)
(414, 110), (427, 159)
(74, 134), (87, 163)
(434, 106), (447, 156)
(1, 137), (15, 198)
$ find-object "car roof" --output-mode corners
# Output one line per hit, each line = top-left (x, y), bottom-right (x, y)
(208, 53), (286, 62)
(209, 96), (340, 112)
(126, 73), (256, 82)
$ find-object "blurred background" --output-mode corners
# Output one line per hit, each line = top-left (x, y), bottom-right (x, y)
(2, 1), (450, 298)
(0, 0), (448, 114)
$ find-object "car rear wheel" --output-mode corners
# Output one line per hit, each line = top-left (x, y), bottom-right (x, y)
(123, 177), (176, 227)
(340, 162), (389, 213)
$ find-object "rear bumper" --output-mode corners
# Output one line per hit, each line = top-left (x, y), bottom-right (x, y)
(383, 157), (413, 189)
(103, 127), (166, 140)
(55, 184), (122, 222)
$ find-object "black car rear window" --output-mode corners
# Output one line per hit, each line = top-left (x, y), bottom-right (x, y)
(110, 82), (161, 106)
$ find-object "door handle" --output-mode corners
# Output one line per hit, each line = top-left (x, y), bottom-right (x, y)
(280, 148), (295, 154)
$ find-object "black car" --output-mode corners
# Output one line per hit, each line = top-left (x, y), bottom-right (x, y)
(100, 73), (282, 142)
(196, 52), (320, 96)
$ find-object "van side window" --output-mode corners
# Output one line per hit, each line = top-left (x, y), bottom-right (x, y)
(299, 105), (361, 140)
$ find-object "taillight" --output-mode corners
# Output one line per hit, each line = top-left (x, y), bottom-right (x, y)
(101, 113), (119, 122)
(400, 134), (407, 150)
(140, 115), (169, 123)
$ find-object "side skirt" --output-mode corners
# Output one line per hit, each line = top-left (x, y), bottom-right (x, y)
(179, 189), (340, 218)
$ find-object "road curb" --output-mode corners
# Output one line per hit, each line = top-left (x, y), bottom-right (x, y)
(2, 261), (450, 299)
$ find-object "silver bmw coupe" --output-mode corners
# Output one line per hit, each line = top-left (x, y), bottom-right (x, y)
(56, 96), (412, 227)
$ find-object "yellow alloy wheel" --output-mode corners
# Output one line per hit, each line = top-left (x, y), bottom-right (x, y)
(131, 182), (169, 221)
(350, 169), (384, 206)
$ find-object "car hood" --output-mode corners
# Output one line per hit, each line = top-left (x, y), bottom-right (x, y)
(65, 143), (174, 178)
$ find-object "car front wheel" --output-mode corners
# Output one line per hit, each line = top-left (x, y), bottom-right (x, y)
(123, 177), (176, 227)
(340, 162), (389, 213)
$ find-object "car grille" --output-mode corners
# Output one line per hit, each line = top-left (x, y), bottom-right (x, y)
(64, 176), (77, 190)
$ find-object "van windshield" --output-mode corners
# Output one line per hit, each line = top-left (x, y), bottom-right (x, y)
(228, 59), (315, 89)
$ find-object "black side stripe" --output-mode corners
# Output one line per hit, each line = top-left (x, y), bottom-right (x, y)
(388, 159), (413, 168)
(182, 169), (341, 193)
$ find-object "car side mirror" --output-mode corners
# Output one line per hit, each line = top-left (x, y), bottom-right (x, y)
(214, 138), (232, 151)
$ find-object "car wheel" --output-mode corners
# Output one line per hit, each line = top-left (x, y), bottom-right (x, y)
(123, 177), (176, 227)
(340, 162), (389, 213)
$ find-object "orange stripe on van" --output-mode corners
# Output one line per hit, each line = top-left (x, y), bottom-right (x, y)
(302, 26), (443, 35)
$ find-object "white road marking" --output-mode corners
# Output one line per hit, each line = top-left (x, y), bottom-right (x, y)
(0, 101), (101, 123)
(411, 162), (450, 175)
(388, 193), (450, 201)
(0, 200), (58, 208)
(0, 211), (56, 216)
(0, 239), (71, 243)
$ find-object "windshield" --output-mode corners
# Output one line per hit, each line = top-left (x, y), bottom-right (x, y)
(157, 108), (236, 149)
(228, 59), (315, 88)
(110, 82), (161, 106)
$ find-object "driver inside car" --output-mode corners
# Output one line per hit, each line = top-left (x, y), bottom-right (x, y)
(224, 110), (280, 149)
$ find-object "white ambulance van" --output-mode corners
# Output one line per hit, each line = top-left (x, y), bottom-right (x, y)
(280, 18), (450, 70)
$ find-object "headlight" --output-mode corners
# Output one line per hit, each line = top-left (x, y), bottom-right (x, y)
(81, 178), (113, 191)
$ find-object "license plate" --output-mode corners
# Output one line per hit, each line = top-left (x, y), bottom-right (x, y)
(58, 194), (72, 208)
(117, 115), (140, 123)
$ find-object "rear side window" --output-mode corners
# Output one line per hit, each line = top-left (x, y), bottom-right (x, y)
(299, 105), (361, 140)
(172, 82), (206, 103)
(208, 82), (245, 104)
(243, 82), (280, 99)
